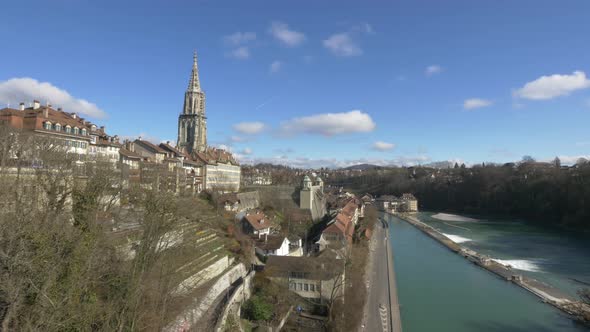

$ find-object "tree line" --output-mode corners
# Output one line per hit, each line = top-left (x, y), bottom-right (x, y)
(327, 158), (590, 231)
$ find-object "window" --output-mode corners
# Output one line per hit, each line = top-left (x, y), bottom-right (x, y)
(44, 122), (52, 130)
(304, 284), (309, 291)
(290, 282), (296, 290)
(73, 127), (79, 135)
(65, 126), (71, 133)
(81, 129), (87, 136)
(310, 284), (315, 292)
(297, 283), (302, 291)
(55, 124), (61, 131)
(81, 142), (87, 148)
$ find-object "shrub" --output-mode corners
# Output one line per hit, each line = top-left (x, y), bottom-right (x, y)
(242, 295), (273, 321)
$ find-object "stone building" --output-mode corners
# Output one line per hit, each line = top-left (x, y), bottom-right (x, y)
(177, 52), (207, 154)
(299, 174), (327, 221)
(175, 52), (240, 193)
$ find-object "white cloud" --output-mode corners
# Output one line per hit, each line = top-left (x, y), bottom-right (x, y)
(239, 155), (431, 169)
(241, 147), (253, 155)
(230, 135), (248, 143)
(554, 155), (590, 165)
(227, 46), (250, 59)
(269, 60), (282, 73)
(269, 21), (306, 47)
(372, 141), (396, 151)
(217, 144), (232, 152)
(281, 110), (376, 136)
(0, 77), (106, 119)
(514, 71), (590, 100)
(233, 121), (266, 135)
(464, 98), (493, 110)
(425, 65), (443, 76)
(224, 31), (256, 46)
(323, 33), (362, 57)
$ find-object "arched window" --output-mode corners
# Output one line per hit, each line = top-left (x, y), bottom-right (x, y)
(44, 122), (52, 130)
(65, 125), (71, 134)
(73, 127), (79, 135)
(55, 123), (61, 131)
(81, 128), (87, 136)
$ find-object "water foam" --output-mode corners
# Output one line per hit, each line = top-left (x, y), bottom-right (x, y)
(492, 259), (541, 272)
(432, 213), (479, 222)
(441, 233), (472, 243)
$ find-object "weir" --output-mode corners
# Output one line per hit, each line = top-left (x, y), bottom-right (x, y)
(392, 213), (590, 325)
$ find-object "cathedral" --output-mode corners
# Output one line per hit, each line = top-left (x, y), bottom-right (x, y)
(177, 52), (207, 154)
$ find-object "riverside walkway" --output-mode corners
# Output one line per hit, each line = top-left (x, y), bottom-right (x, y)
(362, 218), (402, 332)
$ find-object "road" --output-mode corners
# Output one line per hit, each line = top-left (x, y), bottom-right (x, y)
(361, 218), (402, 332)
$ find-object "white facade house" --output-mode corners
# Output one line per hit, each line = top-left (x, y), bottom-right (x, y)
(254, 236), (291, 257)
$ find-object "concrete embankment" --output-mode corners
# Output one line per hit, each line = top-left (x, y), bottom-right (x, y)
(383, 220), (403, 332)
(392, 213), (590, 322)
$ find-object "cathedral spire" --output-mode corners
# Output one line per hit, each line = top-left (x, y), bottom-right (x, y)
(187, 51), (201, 92)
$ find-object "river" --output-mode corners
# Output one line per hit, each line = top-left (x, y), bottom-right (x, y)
(385, 213), (589, 331)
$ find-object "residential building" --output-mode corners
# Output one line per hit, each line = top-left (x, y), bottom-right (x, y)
(265, 256), (345, 304)
(316, 200), (358, 252)
(194, 148), (240, 192)
(119, 148), (143, 169)
(0, 102), (100, 161)
(254, 235), (290, 256)
(131, 139), (167, 163)
(241, 210), (272, 236)
(376, 195), (399, 212)
(400, 193), (419, 212)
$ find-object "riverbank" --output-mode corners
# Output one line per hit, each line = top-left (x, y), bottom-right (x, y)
(393, 212), (590, 326)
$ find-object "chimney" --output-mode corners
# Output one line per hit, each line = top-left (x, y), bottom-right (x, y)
(71, 112), (77, 119)
(57, 107), (62, 112)
(33, 100), (40, 109)
(127, 141), (135, 152)
(43, 108), (49, 118)
(19, 102), (25, 111)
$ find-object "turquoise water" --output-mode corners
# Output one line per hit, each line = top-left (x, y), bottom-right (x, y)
(415, 212), (590, 299)
(386, 214), (588, 332)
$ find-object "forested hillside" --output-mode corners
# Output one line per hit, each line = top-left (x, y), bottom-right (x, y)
(328, 159), (590, 231)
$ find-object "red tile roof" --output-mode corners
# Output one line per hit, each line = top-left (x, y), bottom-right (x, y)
(322, 200), (358, 243)
(243, 211), (271, 231)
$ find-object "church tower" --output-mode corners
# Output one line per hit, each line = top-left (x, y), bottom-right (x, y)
(177, 52), (207, 154)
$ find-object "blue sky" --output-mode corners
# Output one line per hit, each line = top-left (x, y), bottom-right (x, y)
(1, 0), (590, 168)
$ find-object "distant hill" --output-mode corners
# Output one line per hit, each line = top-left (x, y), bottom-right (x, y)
(341, 164), (384, 171)
(423, 161), (456, 169)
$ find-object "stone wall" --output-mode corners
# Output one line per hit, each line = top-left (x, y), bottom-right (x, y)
(215, 271), (255, 332)
(165, 263), (248, 332)
(173, 255), (230, 295)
